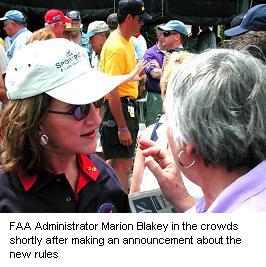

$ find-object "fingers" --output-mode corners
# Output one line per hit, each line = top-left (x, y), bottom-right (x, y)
(126, 59), (148, 82)
(149, 59), (160, 68)
(138, 58), (148, 67)
(119, 137), (132, 147)
(138, 139), (162, 159)
(140, 143), (166, 161)
(138, 138), (156, 150)
(137, 59), (148, 73)
(118, 131), (133, 147)
(145, 156), (164, 183)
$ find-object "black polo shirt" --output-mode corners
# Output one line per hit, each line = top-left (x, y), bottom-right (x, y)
(0, 154), (130, 213)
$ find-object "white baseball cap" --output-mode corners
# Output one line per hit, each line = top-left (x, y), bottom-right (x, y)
(86, 21), (109, 38)
(5, 38), (126, 104)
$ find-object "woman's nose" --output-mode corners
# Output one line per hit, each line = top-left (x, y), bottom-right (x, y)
(85, 103), (102, 125)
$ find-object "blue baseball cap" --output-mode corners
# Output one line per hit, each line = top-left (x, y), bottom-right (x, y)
(157, 20), (189, 36)
(0, 10), (26, 23)
(224, 4), (266, 37)
(230, 13), (244, 28)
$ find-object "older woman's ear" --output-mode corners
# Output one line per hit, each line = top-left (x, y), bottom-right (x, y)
(184, 144), (195, 155)
(177, 144), (196, 169)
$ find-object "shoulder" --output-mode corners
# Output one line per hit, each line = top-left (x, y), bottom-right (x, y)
(233, 188), (266, 212)
(101, 37), (124, 59)
(144, 45), (163, 63)
(103, 32), (121, 47)
(0, 168), (22, 212)
(144, 45), (157, 56)
(19, 29), (32, 38)
(89, 154), (130, 212)
(90, 154), (122, 187)
(90, 154), (117, 179)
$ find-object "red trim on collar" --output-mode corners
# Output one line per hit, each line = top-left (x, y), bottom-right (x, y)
(16, 168), (37, 192)
(17, 154), (99, 193)
(75, 154), (99, 197)
(134, 32), (141, 38)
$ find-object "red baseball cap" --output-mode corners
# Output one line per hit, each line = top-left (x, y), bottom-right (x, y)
(44, 9), (71, 24)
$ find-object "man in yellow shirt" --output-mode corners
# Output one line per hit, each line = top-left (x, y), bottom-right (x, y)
(100, 0), (151, 191)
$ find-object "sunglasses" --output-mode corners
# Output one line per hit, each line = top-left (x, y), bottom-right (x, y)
(48, 98), (104, 121)
(162, 31), (178, 37)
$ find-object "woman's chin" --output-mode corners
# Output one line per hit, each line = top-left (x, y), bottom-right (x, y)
(82, 144), (97, 155)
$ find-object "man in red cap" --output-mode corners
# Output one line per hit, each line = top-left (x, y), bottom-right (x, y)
(44, 9), (71, 38)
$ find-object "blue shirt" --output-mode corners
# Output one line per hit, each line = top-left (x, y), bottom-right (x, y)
(7, 27), (32, 60)
(80, 32), (92, 55)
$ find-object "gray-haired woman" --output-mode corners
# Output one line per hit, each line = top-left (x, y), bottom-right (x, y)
(139, 48), (266, 212)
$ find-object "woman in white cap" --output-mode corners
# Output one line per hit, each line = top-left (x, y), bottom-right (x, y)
(0, 38), (145, 213)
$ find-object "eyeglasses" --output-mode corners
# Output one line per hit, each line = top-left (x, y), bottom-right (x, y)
(48, 98), (104, 121)
(162, 31), (178, 37)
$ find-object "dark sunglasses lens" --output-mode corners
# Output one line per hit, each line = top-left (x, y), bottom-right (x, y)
(93, 98), (104, 108)
(163, 31), (170, 37)
(73, 104), (90, 120)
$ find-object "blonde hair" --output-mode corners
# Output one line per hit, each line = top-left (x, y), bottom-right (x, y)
(27, 28), (55, 44)
(160, 51), (192, 98)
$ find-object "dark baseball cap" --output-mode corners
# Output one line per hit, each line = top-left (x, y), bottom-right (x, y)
(224, 4), (266, 37)
(66, 10), (81, 21)
(118, 0), (152, 21)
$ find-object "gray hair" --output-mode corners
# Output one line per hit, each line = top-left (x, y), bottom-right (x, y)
(96, 30), (110, 38)
(165, 48), (266, 171)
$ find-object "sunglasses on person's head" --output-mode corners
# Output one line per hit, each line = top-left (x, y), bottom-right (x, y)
(48, 98), (104, 121)
(162, 31), (178, 37)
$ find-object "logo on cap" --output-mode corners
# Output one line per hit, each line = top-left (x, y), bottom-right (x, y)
(141, 3), (145, 11)
(55, 50), (82, 72)
(44, 9), (71, 24)
(52, 15), (62, 22)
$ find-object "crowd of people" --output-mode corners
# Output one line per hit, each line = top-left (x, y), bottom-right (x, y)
(0, 0), (265, 213)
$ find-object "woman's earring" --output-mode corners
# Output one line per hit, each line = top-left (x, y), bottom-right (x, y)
(40, 134), (49, 146)
(177, 150), (195, 168)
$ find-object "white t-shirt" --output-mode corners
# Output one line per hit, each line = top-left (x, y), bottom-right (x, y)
(132, 34), (147, 61)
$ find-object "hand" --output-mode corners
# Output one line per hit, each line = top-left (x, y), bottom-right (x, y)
(118, 128), (132, 147)
(149, 59), (160, 69)
(125, 59), (148, 82)
(139, 139), (197, 212)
